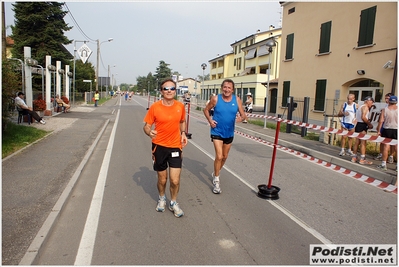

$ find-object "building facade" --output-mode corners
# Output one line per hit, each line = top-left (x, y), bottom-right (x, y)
(277, 2), (397, 127)
(202, 26), (282, 111)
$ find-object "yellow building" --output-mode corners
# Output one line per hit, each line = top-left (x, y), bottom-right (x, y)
(202, 26), (282, 111)
(277, 2), (397, 128)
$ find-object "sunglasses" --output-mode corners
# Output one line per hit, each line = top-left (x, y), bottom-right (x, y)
(162, 87), (176, 91)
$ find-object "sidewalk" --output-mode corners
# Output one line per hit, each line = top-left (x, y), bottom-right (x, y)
(2, 102), (112, 265)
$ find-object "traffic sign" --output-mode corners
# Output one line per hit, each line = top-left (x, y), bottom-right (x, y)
(78, 44), (92, 64)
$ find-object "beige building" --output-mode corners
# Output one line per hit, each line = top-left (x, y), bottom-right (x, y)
(177, 77), (200, 96)
(277, 2), (397, 127)
(202, 26), (282, 111)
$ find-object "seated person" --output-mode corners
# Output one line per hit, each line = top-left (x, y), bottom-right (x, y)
(15, 92), (46, 124)
(55, 94), (71, 112)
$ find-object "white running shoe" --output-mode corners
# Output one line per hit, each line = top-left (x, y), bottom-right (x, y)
(212, 173), (221, 194)
(388, 156), (394, 164)
(169, 202), (184, 217)
(156, 196), (166, 212)
(39, 119), (46, 125)
(339, 150), (346, 156)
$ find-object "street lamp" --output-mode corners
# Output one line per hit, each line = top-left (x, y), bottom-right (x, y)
(9, 58), (25, 92)
(201, 63), (207, 101)
(48, 64), (56, 107)
(108, 64), (116, 97)
(264, 37), (276, 129)
(96, 38), (113, 93)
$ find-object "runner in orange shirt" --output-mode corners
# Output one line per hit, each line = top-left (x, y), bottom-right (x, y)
(143, 78), (188, 217)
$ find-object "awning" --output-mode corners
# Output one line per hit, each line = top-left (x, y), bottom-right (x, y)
(258, 45), (269, 56)
(240, 67), (252, 76)
(244, 48), (256, 59)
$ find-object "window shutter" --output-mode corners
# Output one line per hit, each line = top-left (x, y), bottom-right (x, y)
(285, 34), (294, 60)
(282, 81), (290, 107)
(314, 80), (326, 111)
(358, 6), (376, 46)
(319, 21), (332, 53)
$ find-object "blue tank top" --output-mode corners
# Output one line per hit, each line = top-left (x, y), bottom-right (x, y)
(211, 94), (238, 138)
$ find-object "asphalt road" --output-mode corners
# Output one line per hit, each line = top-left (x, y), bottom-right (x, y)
(30, 96), (396, 265)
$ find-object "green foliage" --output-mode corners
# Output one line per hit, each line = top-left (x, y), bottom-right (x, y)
(2, 59), (21, 131)
(10, 2), (73, 66)
(2, 121), (49, 158)
(154, 60), (173, 82)
(74, 60), (96, 93)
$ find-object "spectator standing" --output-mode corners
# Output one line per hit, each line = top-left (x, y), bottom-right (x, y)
(375, 93), (394, 162)
(338, 94), (358, 156)
(351, 96), (374, 165)
(94, 90), (100, 107)
(376, 95), (398, 171)
(15, 92), (46, 124)
(203, 79), (247, 194)
(143, 78), (188, 217)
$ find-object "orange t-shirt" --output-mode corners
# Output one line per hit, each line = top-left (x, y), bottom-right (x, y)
(144, 100), (186, 148)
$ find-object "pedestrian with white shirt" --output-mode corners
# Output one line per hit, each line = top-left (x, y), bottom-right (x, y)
(15, 92), (46, 124)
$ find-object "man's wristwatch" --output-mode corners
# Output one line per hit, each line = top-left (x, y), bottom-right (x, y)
(181, 131), (186, 135)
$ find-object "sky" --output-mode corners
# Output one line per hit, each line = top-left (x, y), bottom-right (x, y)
(4, 1), (282, 85)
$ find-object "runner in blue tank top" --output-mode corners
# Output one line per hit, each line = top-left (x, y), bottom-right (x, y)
(203, 79), (248, 194)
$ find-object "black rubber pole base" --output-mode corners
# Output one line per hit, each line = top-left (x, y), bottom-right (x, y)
(186, 133), (192, 139)
(146, 107), (149, 110)
(257, 184), (280, 200)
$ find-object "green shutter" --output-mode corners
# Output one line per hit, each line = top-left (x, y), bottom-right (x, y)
(319, 21), (331, 53)
(282, 81), (290, 107)
(314, 80), (326, 111)
(285, 34), (294, 60)
(358, 6), (376, 46)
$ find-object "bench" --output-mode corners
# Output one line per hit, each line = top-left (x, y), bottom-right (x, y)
(54, 101), (66, 113)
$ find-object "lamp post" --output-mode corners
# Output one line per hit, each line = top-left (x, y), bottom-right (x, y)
(9, 58), (25, 92)
(201, 63), (207, 101)
(96, 38), (113, 93)
(73, 40), (89, 106)
(47, 64), (56, 107)
(25, 58), (41, 96)
(108, 64), (116, 97)
(264, 37), (276, 129)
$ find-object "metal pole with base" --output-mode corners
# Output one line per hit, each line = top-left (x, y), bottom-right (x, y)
(257, 118), (281, 200)
(185, 103), (192, 139)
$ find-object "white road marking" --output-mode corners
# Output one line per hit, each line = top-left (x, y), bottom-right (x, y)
(74, 101), (121, 265)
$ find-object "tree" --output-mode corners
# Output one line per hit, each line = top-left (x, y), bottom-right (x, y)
(154, 60), (172, 83)
(10, 2), (73, 67)
(197, 73), (210, 81)
(74, 60), (95, 93)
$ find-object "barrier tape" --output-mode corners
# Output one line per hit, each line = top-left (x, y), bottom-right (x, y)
(186, 101), (397, 146)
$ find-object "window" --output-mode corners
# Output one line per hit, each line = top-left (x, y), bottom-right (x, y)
(314, 79), (327, 111)
(319, 21), (332, 54)
(234, 46), (237, 55)
(234, 58), (236, 66)
(358, 6), (377, 47)
(288, 7), (295, 14)
(282, 81), (290, 107)
(285, 33), (294, 60)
